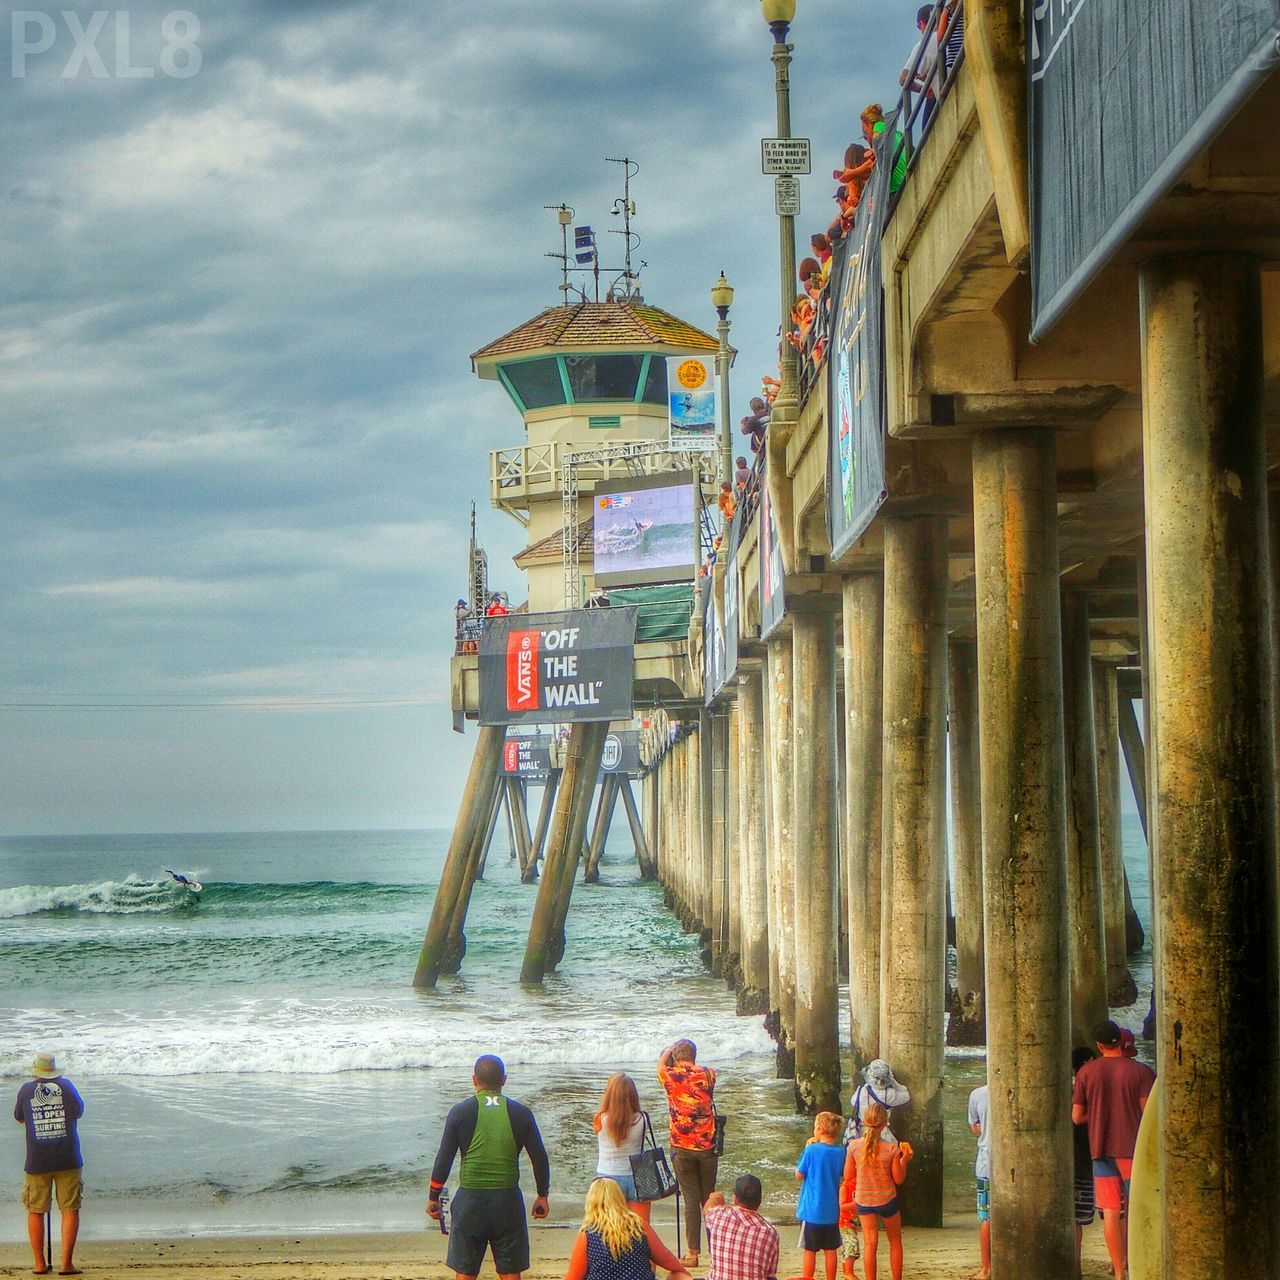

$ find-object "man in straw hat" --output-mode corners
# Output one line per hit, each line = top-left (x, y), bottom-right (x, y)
(13, 1051), (84, 1275)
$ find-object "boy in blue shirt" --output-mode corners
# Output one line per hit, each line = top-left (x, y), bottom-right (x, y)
(796, 1111), (846, 1280)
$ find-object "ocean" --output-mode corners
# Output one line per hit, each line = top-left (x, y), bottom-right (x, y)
(0, 820), (1152, 1241)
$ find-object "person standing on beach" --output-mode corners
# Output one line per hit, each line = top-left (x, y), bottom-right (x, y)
(427, 1054), (550, 1280)
(657, 1039), (718, 1267)
(795, 1111), (846, 1280)
(1071, 1020), (1155, 1280)
(593, 1073), (648, 1220)
(966, 1082), (990, 1280)
(13, 1051), (83, 1276)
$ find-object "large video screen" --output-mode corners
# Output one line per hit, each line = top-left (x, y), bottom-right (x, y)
(592, 471), (698, 588)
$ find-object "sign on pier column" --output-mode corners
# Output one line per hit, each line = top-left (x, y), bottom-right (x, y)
(478, 608), (638, 725)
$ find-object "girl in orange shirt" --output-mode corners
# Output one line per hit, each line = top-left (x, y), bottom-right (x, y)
(843, 1103), (912, 1280)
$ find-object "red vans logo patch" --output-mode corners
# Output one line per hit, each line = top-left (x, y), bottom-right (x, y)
(506, 630), (539, 712)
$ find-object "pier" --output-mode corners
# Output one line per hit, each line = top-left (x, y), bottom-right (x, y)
(419, 4), (1280, 1276)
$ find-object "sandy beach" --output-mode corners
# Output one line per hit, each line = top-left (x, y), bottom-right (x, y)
(0, 1217), (1120, 1280)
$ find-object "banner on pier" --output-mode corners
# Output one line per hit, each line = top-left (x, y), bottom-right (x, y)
(667, 356), (717, 451)
(1029, 0), (1280, 339)
(479, 608), (637, 726)
(501, 730), (555, 779)
(600, 729), (643, 777)
(760, 479), (786, 640)
(826, 124), (889, 563)
(701, 579), (725, 706)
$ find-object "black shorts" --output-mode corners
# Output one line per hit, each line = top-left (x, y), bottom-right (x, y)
(802, 1222), (842, 1251)
(447, 1186), (529, 1276)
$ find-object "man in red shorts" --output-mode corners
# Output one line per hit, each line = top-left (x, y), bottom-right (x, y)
(1071, 1020), (1155, 1280)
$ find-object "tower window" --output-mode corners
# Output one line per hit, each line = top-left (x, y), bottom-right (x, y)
(564, 354), (644, 402)
(503, 358), (567, 410)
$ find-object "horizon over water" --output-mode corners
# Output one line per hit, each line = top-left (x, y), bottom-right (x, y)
(0, 821), (1152, 1241)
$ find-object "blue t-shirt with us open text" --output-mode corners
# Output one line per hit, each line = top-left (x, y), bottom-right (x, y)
(797, 1140), (845, 1225)
(14, 1077), (84, 1174)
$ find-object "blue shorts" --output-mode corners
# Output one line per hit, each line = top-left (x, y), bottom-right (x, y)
(599, 1172), (637, 1201)
(976, 1177), (990, 1222)
(855, 1199), (899, 1221)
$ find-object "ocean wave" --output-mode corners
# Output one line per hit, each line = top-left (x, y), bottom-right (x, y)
(0, 876), (195, 918)
(0, 1009), (775, 1078)
(0, 877), (425, 919)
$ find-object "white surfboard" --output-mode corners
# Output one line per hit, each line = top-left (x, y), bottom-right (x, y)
(1127, 1076), (1162, 1280)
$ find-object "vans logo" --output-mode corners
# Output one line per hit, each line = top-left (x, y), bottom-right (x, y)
(506, 630), (539, 712)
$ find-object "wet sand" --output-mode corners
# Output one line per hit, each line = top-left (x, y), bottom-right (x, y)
(0, 1218), (1120, 1279)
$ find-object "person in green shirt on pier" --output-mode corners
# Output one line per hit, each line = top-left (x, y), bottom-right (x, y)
(427, 1054), (551, 1280)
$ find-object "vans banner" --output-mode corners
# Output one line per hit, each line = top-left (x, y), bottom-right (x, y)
(479, 608), (638, 726)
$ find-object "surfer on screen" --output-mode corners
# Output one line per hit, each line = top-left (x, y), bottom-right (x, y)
(164, 869), (199, 891)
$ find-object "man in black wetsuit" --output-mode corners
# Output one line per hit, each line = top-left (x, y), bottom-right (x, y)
(427, 1054), (550, 1280)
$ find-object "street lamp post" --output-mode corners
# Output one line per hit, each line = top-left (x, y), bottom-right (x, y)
(761, 0), (799, 411)
(711, 272), (735, 491)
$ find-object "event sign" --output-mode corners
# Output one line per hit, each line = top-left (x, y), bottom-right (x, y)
(1029, 0), (1280, 339)
(826, 123), (890, 562)
(667, 356), (717, 451)
(600, 729), (643, 777)
(701, 582), (725, 707)
(479, 608), (637, 726)
(501, 730), (554, 779)
(759, 479), (786, 640)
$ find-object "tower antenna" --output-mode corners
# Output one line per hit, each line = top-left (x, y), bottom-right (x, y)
(543, 204), (586, 303)
(606, 157), (644, 301)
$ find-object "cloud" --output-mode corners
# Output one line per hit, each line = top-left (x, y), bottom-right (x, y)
(0, 0), (919, 833)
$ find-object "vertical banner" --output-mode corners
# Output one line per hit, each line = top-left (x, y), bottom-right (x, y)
(667, 356), (717, 451)
(826, 123), (890, 562)
(760, 479), (786, 639)
(479, 608), (638, 726)
(702, 582), (725, 707)
(1028, 1), (1280, 339)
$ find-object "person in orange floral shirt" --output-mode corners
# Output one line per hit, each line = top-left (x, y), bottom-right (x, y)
(657, 1040), (718, 1267)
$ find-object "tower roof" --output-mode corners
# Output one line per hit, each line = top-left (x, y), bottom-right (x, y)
(472, 299), (718, 370)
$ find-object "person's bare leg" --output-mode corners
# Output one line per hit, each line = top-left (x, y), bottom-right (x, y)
(824, 1247), (838, 1280)
(630, 1199), (652, 1225)
(968, 1219), (990, 1279)
(859, 1216), (879, 1280)
(883, 1215), (903, 1280)
(27, 1212), (47, 1273)
(57, 1210), (79, 1274)
(1101, 1208), (1126, 1279)
(1074, 1222), (1084, 1280)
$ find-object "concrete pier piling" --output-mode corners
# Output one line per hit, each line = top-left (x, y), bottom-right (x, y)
(525, 773), (558, 884)
(843, 573), (885, 1068)
(946, 639), (985, 1045)
(766, 631), (797, 1077)
(724, 700), (743, 987)
(1092, 660), (1137, 1005)
(521, 721), (608, 983)
(971, 429), (1074, 1276)
(1061, 593), (1108, 1047)
(791, 608), (842, 1113)
(1141, 253), (1280, 1279)
(413, 723), (505, 988)
(735, 669), (770, 1015)
(879, 516), (949, 1224)
(621, 778), (655, 879)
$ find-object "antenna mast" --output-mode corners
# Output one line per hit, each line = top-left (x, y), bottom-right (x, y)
(543, 204), (584, 304)
(606, 156), (644, 300)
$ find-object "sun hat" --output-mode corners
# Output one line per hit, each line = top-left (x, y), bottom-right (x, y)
(31, 1051), (59, 1078)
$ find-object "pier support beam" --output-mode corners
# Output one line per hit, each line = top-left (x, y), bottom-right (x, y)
(583, 776), (620, 883)
(1093, 661), (1137, 1005)
(843, 572), (885, 1068)
(525, 774), (558, 884)
(946, 639), (985, 1045)
(792, 608), (842, 1113)
(1061, 593), (1108, 1047)
(622, 778), (655, 879)
(413, 723), (505, 988)
(520, 721), (608, 984)
(880, 516), (949, 1224)
(972, 428), (1073, 1276)
(724, 699), (742, 986)
(766, 631), (797, 1077)
(1141, 253), (1280, 1279)
(736, 669), (770, 1015)
(1115, 693), (1149, 952)
(709, 710), (728, 975)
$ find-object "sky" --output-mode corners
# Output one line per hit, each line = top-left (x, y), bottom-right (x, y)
(0, 0), (922, 835)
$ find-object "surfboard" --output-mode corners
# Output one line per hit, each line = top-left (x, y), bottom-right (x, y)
(1127, 1076), (1162, 1280)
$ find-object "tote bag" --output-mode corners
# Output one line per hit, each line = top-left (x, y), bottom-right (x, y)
(630, 1111), (678, 1202)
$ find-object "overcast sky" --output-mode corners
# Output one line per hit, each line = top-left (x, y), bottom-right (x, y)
(1, 0), (920, 835)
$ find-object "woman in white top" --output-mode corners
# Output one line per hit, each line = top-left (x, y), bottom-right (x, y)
(594, 1072), (649, 1220)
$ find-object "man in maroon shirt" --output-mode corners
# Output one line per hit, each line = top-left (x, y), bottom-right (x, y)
(1071, 1020), (1156, 1280)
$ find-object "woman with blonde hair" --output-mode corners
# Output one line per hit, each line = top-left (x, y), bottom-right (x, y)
(563, 1178), (691, 1280)
(841, 1102), (913, 1280)
(593, 1072), (648, 1216)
